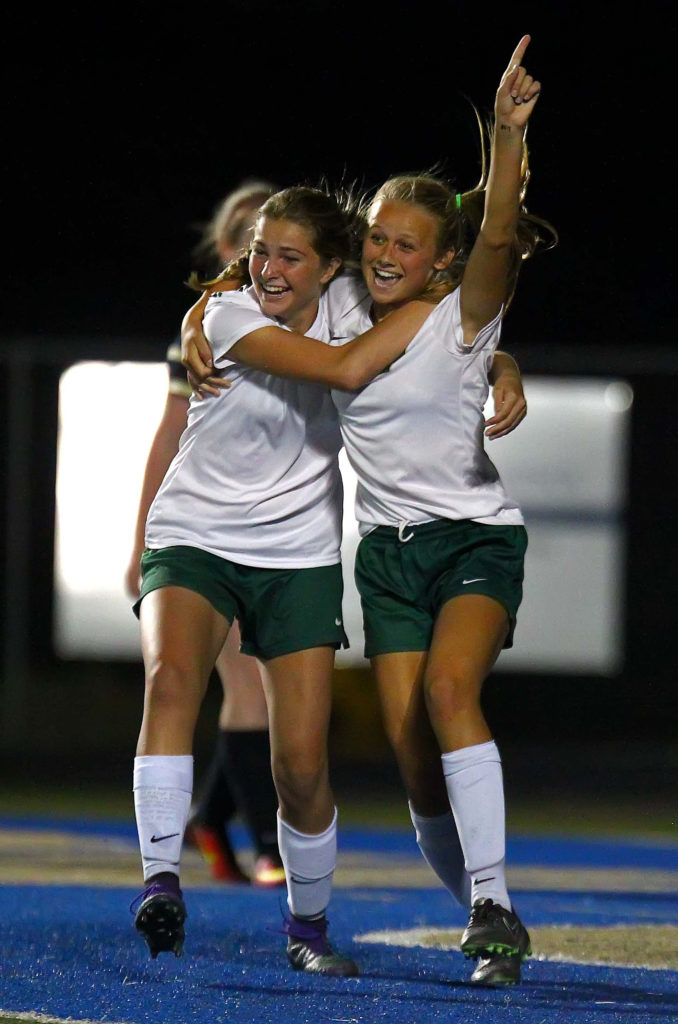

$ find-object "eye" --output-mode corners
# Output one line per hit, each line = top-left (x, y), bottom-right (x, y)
(399, 241), (415, 252)
(282, 255), (300, 263)
(369, 232), (385, 245)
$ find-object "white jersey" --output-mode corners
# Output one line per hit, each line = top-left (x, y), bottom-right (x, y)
(328, 275), (524, 533)
(145, 286), (343, 568)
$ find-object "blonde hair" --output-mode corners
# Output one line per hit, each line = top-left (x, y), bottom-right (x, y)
(366, 121), (556, 309)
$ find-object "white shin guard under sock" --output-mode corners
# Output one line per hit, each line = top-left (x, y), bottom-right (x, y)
(134, 754), (193, 882)
(277, 808), (337, 920)
(441, 740), (510, 910)
(409, 803), (471, 909)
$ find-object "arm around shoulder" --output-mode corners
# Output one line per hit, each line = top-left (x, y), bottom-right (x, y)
(228, 299), (434, 390)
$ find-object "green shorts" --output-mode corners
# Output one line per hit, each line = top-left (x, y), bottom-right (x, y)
(354, 519), (527, 658)
(136, 545), (348, 660)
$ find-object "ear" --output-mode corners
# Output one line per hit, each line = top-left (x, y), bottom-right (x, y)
(320, 257), (342, 285)
(433, 248), (455, 272)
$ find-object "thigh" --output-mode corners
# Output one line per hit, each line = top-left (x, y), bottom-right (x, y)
(427, 593), (509, 694)
(140, 585), (231, 689)
(138, 585), (231, 753)
(259, 646), (336, 763)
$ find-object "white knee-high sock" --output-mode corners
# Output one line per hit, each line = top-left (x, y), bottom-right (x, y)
(134, 755), (193, 882)
(277, 808), (337, 920)
(409, 803), (471, 909)
(441, 740), (510, 910)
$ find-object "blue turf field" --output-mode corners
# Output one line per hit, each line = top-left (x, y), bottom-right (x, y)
(0, 819), (676, 1023)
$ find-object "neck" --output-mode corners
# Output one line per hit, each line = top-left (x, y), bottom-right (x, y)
(370, 299), (401, 323)
(280, 304), (320, 335)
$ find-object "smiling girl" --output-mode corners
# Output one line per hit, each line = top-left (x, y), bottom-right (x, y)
(131, 185), (437, 976)
(182, 36), (553, 987)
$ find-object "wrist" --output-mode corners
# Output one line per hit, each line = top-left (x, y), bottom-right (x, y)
(494, 119), (526, 142)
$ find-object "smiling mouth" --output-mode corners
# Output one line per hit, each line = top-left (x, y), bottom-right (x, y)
(372, 267), (402, 288)
(259, 281), (290, 296)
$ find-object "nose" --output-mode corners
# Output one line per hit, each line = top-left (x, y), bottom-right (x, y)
(260, 254), (283, 279)
(375, 241), (396, 266)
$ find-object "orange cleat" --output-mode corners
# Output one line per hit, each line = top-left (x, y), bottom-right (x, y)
(184, 821), (250, 884)
(253, 853), (286, 888)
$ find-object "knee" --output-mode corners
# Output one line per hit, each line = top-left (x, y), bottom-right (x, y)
(424, 662), (481, 723)
(272, 747), (327, 812)
(144, 658), (193, 716)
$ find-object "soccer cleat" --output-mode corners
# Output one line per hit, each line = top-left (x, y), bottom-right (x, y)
(253, 853), (286, 888)
(184, 820), (250, 884)
(460, 898), (531, 960)
(282, 915), (359, 977)
(132, 878), (187, 959)
(470, 950), (522, 986)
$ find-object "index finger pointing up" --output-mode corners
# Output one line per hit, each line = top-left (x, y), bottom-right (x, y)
(506, 34), (531, 73)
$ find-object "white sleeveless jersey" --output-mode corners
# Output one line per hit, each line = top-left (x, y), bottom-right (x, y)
(328, 275), (524, 533)
(145, 286), (343, 568)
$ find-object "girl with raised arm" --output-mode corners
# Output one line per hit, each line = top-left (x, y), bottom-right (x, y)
(182, 37), (554, 986)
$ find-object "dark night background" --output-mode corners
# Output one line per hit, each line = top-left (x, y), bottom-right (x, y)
(2, 3), (676, 794)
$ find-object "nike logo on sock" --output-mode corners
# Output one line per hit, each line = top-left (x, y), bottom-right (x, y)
(150, 832), (180, 843)
(290, 870), (334, 885)
(476, 876), (496, 884)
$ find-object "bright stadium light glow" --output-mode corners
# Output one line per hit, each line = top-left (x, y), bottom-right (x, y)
(54, 361), (169, 657)
(54, 365), (632, 674)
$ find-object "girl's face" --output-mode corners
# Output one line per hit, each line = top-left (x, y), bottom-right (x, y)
(362, 198), (454, 313)
(249, 217), (340, 333)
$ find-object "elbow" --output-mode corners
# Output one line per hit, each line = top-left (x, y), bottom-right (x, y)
(479, 225), (515, 251)
(329, 350), (367, 391)
(331, 367), (365, 391)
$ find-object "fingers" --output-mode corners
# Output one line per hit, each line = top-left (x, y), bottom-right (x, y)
(190, 373), (231, 401)
(501, 35), (540, 102)
(485, 391), (527, 439)
(510, 68), (541, 106)
(506, 34), (530, 76)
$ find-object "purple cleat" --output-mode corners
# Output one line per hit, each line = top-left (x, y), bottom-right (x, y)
(131, 873), (186, 959)
(282, 914), (359, 977)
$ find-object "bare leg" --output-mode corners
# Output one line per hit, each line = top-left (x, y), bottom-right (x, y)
(259, 646), (335, 834)
(259, 645), (357, 976)
(132, 585), (230, 958)
(423, 594), (507, 753)
(189, 620), (282, 882)
(424, 595), (512, 912)
(372, 651), (468, 905)
(138, 586), (230, 755)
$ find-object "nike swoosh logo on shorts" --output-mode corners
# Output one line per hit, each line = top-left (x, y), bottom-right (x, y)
(335, 618), (342, 626)
(462, 578), (487, 585)
(150, 832), (180, 843)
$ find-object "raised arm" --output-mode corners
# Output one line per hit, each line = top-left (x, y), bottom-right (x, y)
(460, 35), (541, 342)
